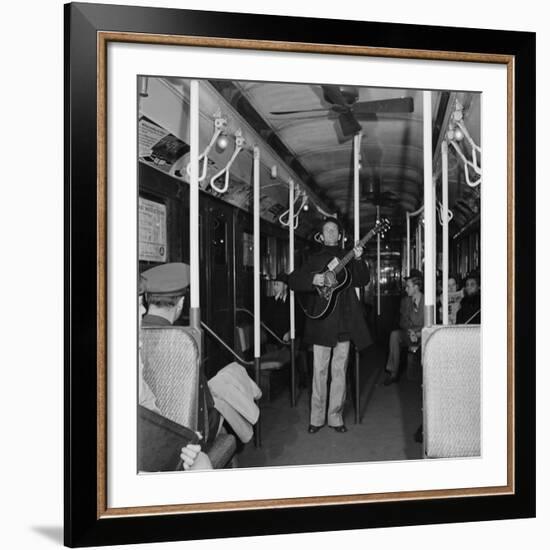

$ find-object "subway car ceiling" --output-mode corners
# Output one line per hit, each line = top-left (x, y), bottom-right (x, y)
(139, 76), (480, 239)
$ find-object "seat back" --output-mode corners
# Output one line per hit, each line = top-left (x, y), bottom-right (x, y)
(422, 325), (481, 458)
(235, 324), (252, 356)
(235, 322), (269, 358)
(141, 326), (200, 431)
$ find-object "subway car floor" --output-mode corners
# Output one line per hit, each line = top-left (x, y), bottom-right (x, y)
(236, 345), (424, 468)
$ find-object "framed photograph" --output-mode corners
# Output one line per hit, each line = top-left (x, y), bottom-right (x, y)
(64, 2), (536, 547)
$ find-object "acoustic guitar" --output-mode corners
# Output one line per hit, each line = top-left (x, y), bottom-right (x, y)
(298, 218), (391, 319)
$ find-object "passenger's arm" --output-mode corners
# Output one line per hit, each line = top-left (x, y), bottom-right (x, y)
(399, 298), (408, 329)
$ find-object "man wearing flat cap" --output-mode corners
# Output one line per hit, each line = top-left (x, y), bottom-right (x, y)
(384, 271), (424, 385)
(141, 263), (220, 451)
(141, 263), (191, 325)
(138, 274), (211, 470)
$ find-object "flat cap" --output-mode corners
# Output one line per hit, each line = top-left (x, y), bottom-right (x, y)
(141, 262), (190, 296)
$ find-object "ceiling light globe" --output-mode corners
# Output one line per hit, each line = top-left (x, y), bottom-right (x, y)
(216, 134), (229, 152)
(453, 128), (465, 141)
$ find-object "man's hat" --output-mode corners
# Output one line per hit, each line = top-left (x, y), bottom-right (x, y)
(141, 263), (190, 296)
(406, 268), (423, 279)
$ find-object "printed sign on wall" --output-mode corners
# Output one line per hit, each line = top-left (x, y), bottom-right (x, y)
(139, 197), (167, 262)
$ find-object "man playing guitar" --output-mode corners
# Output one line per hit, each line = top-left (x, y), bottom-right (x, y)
(288, 218), (372, 434)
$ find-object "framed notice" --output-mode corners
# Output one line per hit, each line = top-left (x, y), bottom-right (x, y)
(139, 197), (167, 262)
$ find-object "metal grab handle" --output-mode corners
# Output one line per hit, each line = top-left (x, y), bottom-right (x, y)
(200, 321), (253, 366)
(236, 307), (290, 347)
(210, 131), (245, 193)
(185, 116), (227, 182)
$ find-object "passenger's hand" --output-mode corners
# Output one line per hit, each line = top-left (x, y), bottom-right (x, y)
(283, 331), (290, 343)
(353, 243), (364, 259)
(180, 444), (202, 470)
(312, 274), (325, 286)
(188, 451), (213, 471)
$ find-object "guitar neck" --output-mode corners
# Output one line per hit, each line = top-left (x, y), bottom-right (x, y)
(333, 230), (375, 275)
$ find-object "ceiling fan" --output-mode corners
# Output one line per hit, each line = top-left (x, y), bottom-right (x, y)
(270, 85), (414, 140)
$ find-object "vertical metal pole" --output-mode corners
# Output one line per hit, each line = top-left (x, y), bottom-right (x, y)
(416, 222), (420, 269)
(253, 146), (261, 446)
(289, 179), (296, 407)
(433, 177), (437, 312)
(376, 205), (381, 316)
(421, 222), (425, 272)
(189, 79), (200, 329)
(353, 133), (362, 424)
(353, 133), (361, 267)
(406, 212), (411, 277)
(442, 141), (449, 325)
(423, 90), (435, 326)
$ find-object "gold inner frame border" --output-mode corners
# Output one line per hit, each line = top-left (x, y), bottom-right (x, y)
(95, 31), (515, 519)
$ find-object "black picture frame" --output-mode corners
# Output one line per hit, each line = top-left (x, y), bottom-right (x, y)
(64, 2), (536, 547)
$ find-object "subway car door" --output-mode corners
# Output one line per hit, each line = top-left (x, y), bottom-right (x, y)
(202, 200), (236, 376)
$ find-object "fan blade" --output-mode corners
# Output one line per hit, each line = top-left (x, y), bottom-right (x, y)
(270, 107), (332, 115)
(354, 113), (378, 122)
(353, 97), (414, 115)
(338, 111), (362, 138)
(321, 85), (349, 106)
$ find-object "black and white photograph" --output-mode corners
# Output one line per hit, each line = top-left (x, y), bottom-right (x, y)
(1, 0), (543, 547)
(137, 76), (482, 472)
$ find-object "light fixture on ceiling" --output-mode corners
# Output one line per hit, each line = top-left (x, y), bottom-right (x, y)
(215, 132), (230, 152)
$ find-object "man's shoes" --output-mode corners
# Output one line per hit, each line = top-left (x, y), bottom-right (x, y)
(329, 425), (348, 433)
(383, 372), (398, 386)
(308, 424), (324, 434)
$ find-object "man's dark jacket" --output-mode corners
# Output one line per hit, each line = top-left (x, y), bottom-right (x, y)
(456, 293), (481, 324)
(288, 245), (372, 350)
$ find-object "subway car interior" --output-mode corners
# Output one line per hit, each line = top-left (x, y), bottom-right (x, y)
(137, 76), (481, 471)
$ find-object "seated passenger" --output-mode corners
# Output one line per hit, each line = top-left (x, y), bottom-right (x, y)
(141, 263), (221, 451)
(138, 278), (211, 471)
(142, 263), (261, 446)
(437, 274), (463, 324)
(456, 271), (481, 324)
(384, 274), (424, 385)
